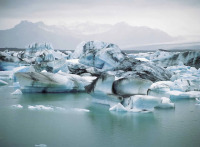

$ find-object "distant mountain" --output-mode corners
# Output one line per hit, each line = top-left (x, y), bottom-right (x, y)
(83, 22), (175, 47)
(0, 21), (81, 50)
(0, 21), (177, 49)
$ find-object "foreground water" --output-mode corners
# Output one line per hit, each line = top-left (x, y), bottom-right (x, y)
(0, 82), (200, 147)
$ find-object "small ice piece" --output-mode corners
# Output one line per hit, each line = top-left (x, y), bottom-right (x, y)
(11, 89), (22, 95)
(73, 108), (90, 112)
(35, 144), (47, 147)
(109, 103), (127, 112)
(55, 107), (66, 111)
(11, 104), (23, 109)
(0, 79), (8, 85)
(196, 98), (200, 103)
(28, 105), (54, 111)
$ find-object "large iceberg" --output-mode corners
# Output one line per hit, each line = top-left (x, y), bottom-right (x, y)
(72, 41), (172, 82)
(15, 72), (95, 93)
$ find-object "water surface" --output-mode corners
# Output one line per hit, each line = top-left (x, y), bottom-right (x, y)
(0, 83), (200, 147)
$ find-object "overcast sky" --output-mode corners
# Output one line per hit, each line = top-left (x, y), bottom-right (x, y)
(0, 0), (200, 38)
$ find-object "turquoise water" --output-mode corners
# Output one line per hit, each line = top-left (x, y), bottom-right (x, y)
(0, 82), (200, 147)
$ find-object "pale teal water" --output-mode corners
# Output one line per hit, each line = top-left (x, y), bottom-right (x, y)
(0, 82), (200, 147)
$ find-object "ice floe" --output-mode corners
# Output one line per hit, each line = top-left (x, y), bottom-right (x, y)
(28, 105), (54, 111)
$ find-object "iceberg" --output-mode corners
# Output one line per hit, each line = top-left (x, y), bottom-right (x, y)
(109, 103), (127, 112)
(156, 97), (175, 108)
(121, 95), (174, 111)
(15, 72), (95, 93)
(113, 78), (153, 96)
(122, 95), (161, 111)
(72, 41), (171, 82)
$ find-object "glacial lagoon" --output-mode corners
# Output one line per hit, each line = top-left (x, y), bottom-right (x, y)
(0, 82), (200, 147)
(1, 41), (200, 147)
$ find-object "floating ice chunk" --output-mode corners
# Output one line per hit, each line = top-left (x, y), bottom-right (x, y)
(15, 72), (93, 93)
(73, 108), (90, 112)
(156, 97), (175, 108)
(35, 144), (47, 147)
(11, 104), (23, 109)
(11, 89), (22, 95)
(122, 95), (161, 111)
(109, 103), (127, 112)
(169, 91), (200, 99)
(195, 98), (200, 103)
(28, 105), (54, 111)
(0, 79), (8, 85)
(110, 103), (152, 113)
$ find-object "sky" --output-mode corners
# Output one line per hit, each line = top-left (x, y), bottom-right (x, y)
(0, 0), (200, 38)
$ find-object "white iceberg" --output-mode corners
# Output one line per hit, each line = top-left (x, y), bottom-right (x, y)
(109, 103), (127, 112)
(156, 97), (175, 108)
(11, 89), (22, 95)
